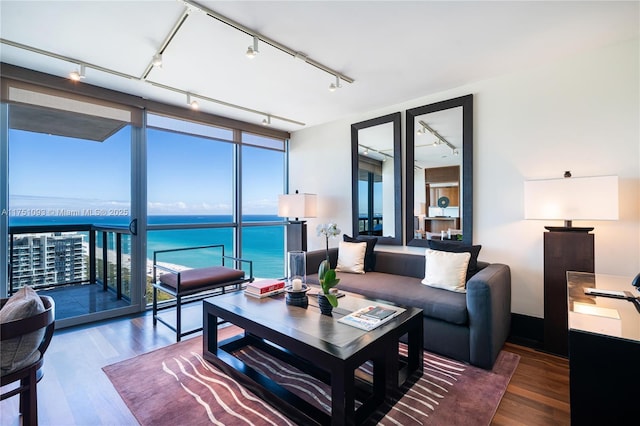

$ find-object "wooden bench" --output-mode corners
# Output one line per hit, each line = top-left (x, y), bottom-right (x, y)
(152, 245), (253, 341)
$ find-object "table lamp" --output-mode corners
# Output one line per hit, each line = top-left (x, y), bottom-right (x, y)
(524, 172), (618, 230)
(524, 172), (619, 356)
(278, 191), (317, 252)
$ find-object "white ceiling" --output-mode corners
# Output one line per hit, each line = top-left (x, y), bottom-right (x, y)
(1, 1), (638, 133)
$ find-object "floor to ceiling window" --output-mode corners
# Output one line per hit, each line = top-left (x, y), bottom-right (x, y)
(3, 81), (143, 326)
(146, 114), (287, 303)
(241, 133), (286, 279)
(2, 75), (289, 324)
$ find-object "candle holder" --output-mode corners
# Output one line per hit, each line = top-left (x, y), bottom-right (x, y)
(287, 250), (306, 287)
(286, 251), (308, 307)
(285, 285), (309, 308)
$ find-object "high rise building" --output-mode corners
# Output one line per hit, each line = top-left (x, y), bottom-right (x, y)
(11, 233), (87, 290)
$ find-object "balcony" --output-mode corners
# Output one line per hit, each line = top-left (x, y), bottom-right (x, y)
(9, 224), (133, 321)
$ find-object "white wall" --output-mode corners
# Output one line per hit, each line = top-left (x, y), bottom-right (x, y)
(290, 39), (639, 318)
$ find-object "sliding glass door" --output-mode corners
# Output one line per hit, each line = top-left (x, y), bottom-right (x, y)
(3, 83), (143, 326)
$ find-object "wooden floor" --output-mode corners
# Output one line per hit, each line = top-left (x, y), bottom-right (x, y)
(1, 309), (570, 425)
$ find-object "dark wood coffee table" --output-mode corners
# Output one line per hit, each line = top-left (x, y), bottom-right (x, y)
(202, 290), (423, 425)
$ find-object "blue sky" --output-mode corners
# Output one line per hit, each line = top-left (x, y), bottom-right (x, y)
(8, 125), (284, 217)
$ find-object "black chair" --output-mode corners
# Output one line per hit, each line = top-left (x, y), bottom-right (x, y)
(152, 244), (253, 341)
(1, 295), (55, 426)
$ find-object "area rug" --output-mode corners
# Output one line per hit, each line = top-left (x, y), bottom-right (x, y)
(103, 337), (519, 426)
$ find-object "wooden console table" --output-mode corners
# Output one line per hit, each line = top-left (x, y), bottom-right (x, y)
(567, 271), (639, 424)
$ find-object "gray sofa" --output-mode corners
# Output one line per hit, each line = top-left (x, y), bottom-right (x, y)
(306, 248), (511, 369)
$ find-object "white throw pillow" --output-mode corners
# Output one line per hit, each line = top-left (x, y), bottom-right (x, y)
(335, 241), (367, 274)
(421, 249), (471, 293)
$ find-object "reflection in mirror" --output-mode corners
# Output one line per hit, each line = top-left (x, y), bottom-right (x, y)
(415, 108), (462, 239)
(351, 112), (402, 245)
(406, 95), (473, 246)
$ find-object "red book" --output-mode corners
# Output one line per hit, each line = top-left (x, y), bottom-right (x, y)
(246, 279), (285, 295)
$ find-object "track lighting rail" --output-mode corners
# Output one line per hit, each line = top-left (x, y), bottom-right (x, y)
(0, 38), (306, 127)
(141, 8), (192, 80)
(358, 144), (393, 160)
(2, 0), (348, 128)
(181, 0), (354, 84)
(417, 119), (457, 151)
(148, 80), (305, 126)
(1, 38), (137, 81)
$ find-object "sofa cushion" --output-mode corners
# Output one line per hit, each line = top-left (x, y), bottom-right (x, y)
(308, 271), (468, 325)
(0, 286), (46, 375)
(428, 240), (482, 280)
(343, 234), (378, 271)
(422, 249), (470, 293)
(373, 251), (425, 278)
(335, 241), (367, 274)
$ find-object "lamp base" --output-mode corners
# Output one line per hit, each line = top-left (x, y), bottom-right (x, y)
(285, 220), (307, 252)
(544, 226), (594, 233)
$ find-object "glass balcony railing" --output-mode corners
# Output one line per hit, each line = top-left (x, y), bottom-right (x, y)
(8, 224), (132, 302)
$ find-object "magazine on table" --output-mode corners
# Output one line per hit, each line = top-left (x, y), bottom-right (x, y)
(338, 304), (405, 331)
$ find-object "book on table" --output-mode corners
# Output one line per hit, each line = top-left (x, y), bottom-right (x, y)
(338, 304), (405, 331)
(244, 288), (284, 298)
(245, 279), (285, 297)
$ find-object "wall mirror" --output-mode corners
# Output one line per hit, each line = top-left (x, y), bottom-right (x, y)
(405, 95), (473, 246)
(351, 112), (402, 245)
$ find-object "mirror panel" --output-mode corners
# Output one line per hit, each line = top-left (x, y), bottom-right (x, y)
(405, 95), (473, 246)
(351, 112), (402, 245)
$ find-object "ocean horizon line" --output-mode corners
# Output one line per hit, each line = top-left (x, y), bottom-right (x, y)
(10, 214), (286, 278)
(8, 213), (283, 226)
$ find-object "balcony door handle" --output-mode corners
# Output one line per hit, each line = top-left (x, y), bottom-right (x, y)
(128, 219), (137, 236)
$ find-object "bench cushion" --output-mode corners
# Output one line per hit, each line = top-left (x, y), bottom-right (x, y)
(159, 266), (245, 291)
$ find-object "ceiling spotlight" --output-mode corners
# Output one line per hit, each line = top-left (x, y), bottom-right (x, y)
(416, 127), (424, 136)
(329, 75), (341, 92)
(363, 148), (369, 155)
(262, 115), (271, 126)
(246, 36), (259, 58)
(152, 53), (163, 67)
(69, 64), (86, 81)
(186, 93), (199, 110)
(453, 149), (460, 155)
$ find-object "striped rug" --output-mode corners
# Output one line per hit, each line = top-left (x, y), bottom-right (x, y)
(103, 336), (518, 425)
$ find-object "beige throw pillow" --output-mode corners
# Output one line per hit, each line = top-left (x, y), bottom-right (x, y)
(421, 249), (471, 293)
(0, 286), (46, 374)
(335, 241), (367, 274)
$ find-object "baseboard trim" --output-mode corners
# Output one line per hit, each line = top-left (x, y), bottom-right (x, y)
(508, 313), (544, 349)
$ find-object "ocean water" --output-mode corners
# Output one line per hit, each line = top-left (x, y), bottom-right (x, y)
(10, 215), (285, 278)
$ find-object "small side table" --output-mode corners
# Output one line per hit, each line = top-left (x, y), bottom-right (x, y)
(567, 271), (640, 424)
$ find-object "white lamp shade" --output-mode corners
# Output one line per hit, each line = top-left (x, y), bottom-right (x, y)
(278, 193), (317, 219)
(524, 175), (618, 221)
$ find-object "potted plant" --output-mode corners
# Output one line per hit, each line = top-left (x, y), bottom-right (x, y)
(316, 222), (341, 315)
(317, 260), (340, 315)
